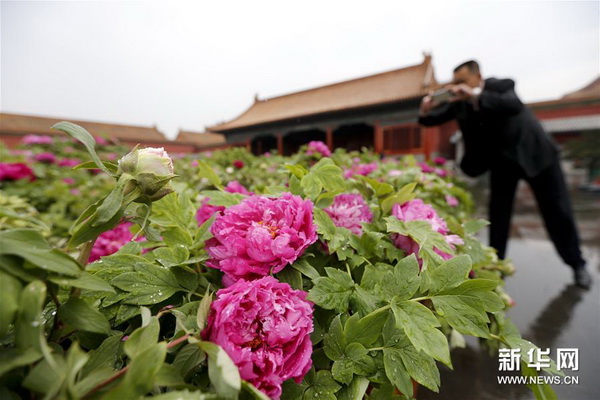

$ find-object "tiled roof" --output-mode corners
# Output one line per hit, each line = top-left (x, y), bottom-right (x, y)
(0, 112), (166, 142)
(562, 77), (600, 100)
(541, 115), (600, 133)
(209, 54), (435, 132)
(174, 130), (225, 146)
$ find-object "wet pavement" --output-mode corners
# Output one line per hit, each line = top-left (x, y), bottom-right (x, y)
(420, 179), (600, 400)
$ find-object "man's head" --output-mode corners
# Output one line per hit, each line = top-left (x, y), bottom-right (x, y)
(453, 60), (482, 88)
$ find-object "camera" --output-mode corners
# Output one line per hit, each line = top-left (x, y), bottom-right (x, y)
(430, 87), (455, 104)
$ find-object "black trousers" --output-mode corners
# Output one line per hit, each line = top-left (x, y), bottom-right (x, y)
(489, 158), (586, 270)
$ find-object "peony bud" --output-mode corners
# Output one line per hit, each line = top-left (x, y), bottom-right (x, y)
(117, 147), (176, 202)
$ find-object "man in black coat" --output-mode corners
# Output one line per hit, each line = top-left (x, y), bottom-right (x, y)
(418, 60), (591, 289)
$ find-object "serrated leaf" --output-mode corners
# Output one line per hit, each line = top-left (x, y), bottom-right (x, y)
(428, 254), (472, 294)
(308, 268), (354, 312)
(391, 299), (451, 367)
(58, 297), (111, 335)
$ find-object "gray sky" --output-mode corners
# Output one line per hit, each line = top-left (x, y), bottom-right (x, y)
(1, 0), (599, 138)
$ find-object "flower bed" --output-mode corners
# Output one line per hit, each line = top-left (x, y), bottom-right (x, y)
(0, 123), (560, 399)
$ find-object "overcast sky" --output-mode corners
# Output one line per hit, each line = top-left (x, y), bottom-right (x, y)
(1, 0), (599, 138)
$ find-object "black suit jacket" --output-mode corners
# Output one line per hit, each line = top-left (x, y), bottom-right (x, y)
(418, 78), (559, 177)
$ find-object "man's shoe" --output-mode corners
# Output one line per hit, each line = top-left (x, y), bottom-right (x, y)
(574, 268), (592, 290)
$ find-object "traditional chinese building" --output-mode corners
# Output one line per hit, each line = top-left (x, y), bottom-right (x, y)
(208, 54), (456, 159)
(0, 113), (231, 153)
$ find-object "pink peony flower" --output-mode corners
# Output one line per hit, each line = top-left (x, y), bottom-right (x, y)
(233, 160), (244, 169)
(34, 152), (57, 164)
(63, 178), (75, 185)
(435, 168), (448, 178)
(0, 163), (35, 181)
(202, 276), (314, 399)
(206, 193), (317, 281)
(58, 158), (81, 167)
(434, 156), (447, 165)
(445, 195), (459, 207)
(88, 222), (144, 263)
(391, 199), (463, 265)
(196, 198), (226, 225)
(324, 193), (373, 235)
(419, 162), (435, 173)
(94, 136), (109, 146)
(343, 162), (378, 178)
(388, 169), (403, 177)
(306, 140), (331, 157)
(22, 135), (53, 145)
(191, 160), (199, 167)
(224, 181), (252, 195)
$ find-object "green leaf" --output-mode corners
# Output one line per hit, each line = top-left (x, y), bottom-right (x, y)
(431, 296), (490, 338)
(52, 121), (113, 175)
(0, 270), (22, 337)
(337, 376), (369, 400)
(93, 175), (131, 226)
(111, 262), (183, 305)
(48, 272), (115, 293)
(201, 190), (244, 207)
(199, 341), (241, 399)
(383, 347), (413, 397)
(155, 363), (186, 387)
(65, 343), (90, 398)
(308, 268), (354, 312)
(124, 317), (160, 359)
(521, 363), (558, 400)
(197, 160), (223, 189)
(73, 160), (118, 174)
(196, 290), (213, 332)
(0, 229), (81, 276)
(148, 390), (219, 400)
(361, 255), (420, 301)
(104, 342), (167, 399)
(428, 254), (472, 294)
(304, 369), (341, 400)
(173, 343), (206, 379)
(382, 316), (440, 393)
(14, 280), (46, 352)
(0, 348), (43, 376)
(58, 297), (111, 335)
(438, 279), (504, 313)
(277, 267), (303, 290)
(81, 335), (122, 378)
(464, 219), (490, 234)
(381, 182), (417, 214)
(291, 258), (320, 280)
(300, 158), (345, 199)
(344, 311), (387, 347)
(391, 299), (451, 367)
(241, 380), (270, 400)
(22, 352), (66, 397)
(323, 315), (346, 361)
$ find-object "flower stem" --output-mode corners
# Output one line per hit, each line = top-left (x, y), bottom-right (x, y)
(83, 333), (191, 398)
(71, 239), (96, 297)
(363, 304), (391, 320)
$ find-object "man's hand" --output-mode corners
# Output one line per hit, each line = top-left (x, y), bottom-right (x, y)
(419, 95), (438, 116)
(450, 83), (475, 102)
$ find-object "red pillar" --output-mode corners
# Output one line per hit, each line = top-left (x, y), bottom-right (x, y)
(374, 121), (384, 154)
(326, 126), (334, 151)
(277, 134), (284, 156)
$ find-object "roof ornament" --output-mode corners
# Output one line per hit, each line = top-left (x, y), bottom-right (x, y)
(254, 93), (260, 103)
